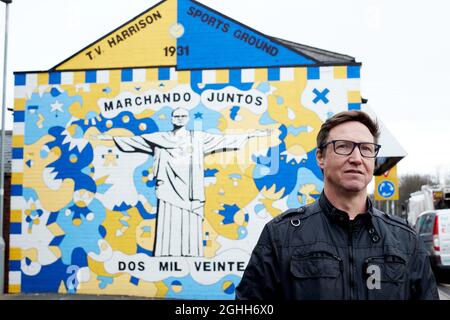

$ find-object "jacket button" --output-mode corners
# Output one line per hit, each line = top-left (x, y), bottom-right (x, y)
(368, 228), (375, 234)
(291, 219), (301, 227)
(372, 235), (380, 242)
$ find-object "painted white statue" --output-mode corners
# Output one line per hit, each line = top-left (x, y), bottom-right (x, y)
(93, 108), (269, 257)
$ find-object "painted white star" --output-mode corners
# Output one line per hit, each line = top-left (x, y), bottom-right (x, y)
(50, 100), (64, 113)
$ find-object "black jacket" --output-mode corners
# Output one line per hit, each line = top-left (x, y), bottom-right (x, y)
(236, 193), (439, 300)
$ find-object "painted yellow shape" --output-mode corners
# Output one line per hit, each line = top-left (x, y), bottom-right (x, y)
(204, 164), (259, 240)
(300, 184), (319, 204)
(103, 151), (118, 167)
(87, 256), (113, 278)
(48, 246), (62, 259)
(146, 68), (159, 81)
(265, 78), (322, 154)
(11, 173), (23, 185)
(12, 135), (24, 148)
(254, 68), (268, 82)
(334, 66), (347, 79)
(14, 98), (26, 111)
(22, 248), (38, 261)
(260, 198), (283, 218)
(47, 223), (65, 236)
(95, 175), (109, 186)
(294, 68), (307, 82)
(76, 271), (163, 298)
(347, 91), (361, 103)
(8, 285), (20, 293)
(23, 136), (74, 212)
(55, 0), (177, 70)
(10, 210), (22, 223)
(136, 219), (156, 252)
(203, 218), (221, 258)
(9, 248), (22, 260)
(261, 184), (285, 201)
(216, 70), (229, 83)
(103, 207), (141, 254)
(177, 70), (190, 84)
(37, 73), (49, 85)
(58, 280), (67, 294)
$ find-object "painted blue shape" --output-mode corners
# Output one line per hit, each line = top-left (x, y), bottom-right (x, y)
(96, 184), (113, 194)
(307, 67), (320, 80)
(204, 168), (218, 177)
(237, 226), (248, 240)
(178, 0), (316, 69)
(218, 204), (240, 225)
(142, 170), (149, 176)
(347, 65), (360, 78)
(287, 125), (311, 136)
(71, 247), (88, 268)
(136, 245), (153, 257)
(98, 225), (107, 238)
(142, 226), (151, 232)
(12, 148), (23, 159)
(230, 106), (240, 120)
(256, 82), (270, 93)
(348, 103), (361, 110)
(164, 274), (241, 300)
(10, 223), (22, 234)
(121, 69), (133, 82)
(85, 71), (97, 83)
(194, 112), (203, 119)
(135, 201), (157, 219)
(49, 72), (61, 84)
(312, 88), (330, 104)
(190, 70), (202, 84)
(47, 212), (59, 225)
(23, 188), (38, 201)
(276, 96), (284, 105)
(223, 282), (236, 295)
(158, 67), (170, 80)
(26, 160), (32, 167)
(9, 260), (20, 271)
(25, 257), (32, 265)
(50, 88), (61, 97)
(286, 167), (324, 208)
(11, 184), (23, 196)
(268, 68), (280, 81)
(97, 276), (113, 289)
(130, 276), (139, 286)
(254, 204), (265, 213)
(229, 69), (241, 83)
(49, 235), (65, 246)
(228, 173), (242, 180)
(45, 126), (96, 192)
(259, 111), (277, 125)
(103, 87), (112, 93)
(15, 73), (26, 86)
(14, 110), (25, 122)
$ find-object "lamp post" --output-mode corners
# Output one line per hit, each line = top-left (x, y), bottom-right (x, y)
(0, 0), (13, 295)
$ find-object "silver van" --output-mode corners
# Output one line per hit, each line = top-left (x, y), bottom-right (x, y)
(415, 209), (450, 282)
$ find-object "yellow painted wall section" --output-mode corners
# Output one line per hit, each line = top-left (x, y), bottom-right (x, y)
(55, 0), (177, 70)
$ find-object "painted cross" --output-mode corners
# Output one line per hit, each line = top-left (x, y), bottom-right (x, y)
(313, 88), (330, 104)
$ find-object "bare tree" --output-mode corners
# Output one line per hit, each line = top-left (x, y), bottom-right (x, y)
(399, 173), (438, 207)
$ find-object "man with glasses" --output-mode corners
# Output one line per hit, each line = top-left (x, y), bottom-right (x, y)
(236, 110), (438, 300)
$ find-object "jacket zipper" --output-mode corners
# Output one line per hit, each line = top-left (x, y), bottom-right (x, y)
(348, 223), (354, 300)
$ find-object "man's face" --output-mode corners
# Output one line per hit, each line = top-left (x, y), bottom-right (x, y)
(171, 108), (189, 127)
(316, 121), (375, 194)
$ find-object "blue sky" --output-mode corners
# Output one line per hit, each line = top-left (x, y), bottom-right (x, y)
(1, 0), (449, 181)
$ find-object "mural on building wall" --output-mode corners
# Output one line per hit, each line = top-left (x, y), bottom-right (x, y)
(9, 0), (362, 298)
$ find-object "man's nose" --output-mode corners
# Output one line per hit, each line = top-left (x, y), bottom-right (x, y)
(348, 146), (363, 164)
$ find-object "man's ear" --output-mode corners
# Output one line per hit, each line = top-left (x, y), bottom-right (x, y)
(316, 148), (325, 170)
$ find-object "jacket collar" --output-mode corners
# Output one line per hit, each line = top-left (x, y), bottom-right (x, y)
(318, 191), (373, 226)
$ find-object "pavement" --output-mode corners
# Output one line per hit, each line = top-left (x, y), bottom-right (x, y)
(0, 285), (449, 300)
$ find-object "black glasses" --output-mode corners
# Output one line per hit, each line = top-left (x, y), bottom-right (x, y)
(320, 140), (381, 158)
